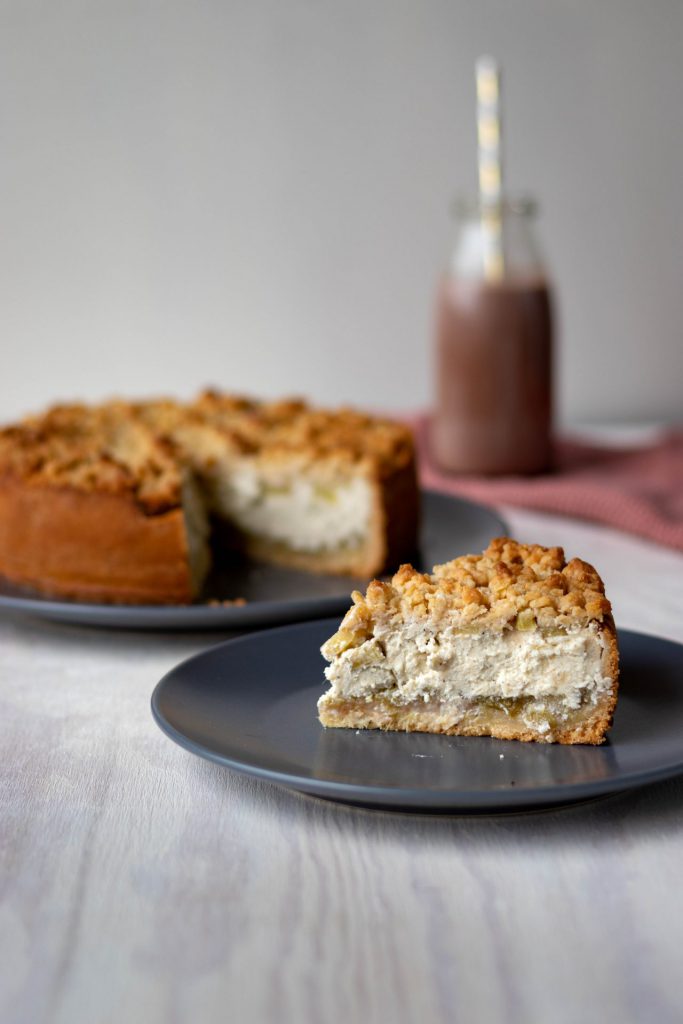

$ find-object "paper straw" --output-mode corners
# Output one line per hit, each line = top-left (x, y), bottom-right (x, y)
(476, 56), (504, 280)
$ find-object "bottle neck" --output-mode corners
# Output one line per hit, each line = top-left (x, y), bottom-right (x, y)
(448, 201), (546, 282)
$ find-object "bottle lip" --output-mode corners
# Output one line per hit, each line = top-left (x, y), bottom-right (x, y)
(451, 195), (538, 217)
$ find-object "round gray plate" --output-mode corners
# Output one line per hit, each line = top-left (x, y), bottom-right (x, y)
(151, 621), (683, 811)
(0, 491), (505, 630)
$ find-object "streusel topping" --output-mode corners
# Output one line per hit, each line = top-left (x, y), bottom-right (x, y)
(323, 538), (612, 656)
(193, 390), (414, 472)
(0, 392), (415, 511)
(0, 404), (182, 513)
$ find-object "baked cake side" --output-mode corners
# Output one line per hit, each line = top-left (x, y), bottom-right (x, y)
(318, 538), (620, 745)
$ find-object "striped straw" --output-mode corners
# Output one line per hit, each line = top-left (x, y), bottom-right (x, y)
(476, 56), (504, 280)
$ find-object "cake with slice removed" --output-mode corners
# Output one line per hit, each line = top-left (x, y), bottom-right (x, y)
(318, 537), (619, 744)
(0, 392), (418, 603)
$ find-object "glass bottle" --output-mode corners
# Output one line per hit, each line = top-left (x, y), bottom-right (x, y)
(431, 197), (554, 475)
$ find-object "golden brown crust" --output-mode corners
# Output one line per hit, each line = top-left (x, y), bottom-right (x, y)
(325, 537), (613, 656)
(0, 480), (193, 603)
(374, 444), (421, 577)
(596, 613), (620, 738)
(0, 404), (182, 513)
(191, 390), (415, 473)
(0, 394), (414, 496)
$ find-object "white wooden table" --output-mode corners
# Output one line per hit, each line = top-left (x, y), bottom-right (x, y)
(1, 507), (682, 1024)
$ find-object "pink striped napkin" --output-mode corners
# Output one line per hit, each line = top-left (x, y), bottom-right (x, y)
(411, 416), (683, 552)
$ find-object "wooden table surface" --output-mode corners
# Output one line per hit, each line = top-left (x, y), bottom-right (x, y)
(1, 507), (683, 1024)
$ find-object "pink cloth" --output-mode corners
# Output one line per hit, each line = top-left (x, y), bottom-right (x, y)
(411, 416), (683, 552)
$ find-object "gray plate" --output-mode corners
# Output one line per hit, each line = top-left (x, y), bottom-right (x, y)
(0, 491), (505, 630)
(151, 623), (683, 811)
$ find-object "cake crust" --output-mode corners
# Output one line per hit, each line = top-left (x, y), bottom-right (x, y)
(0, 405), (182, 512)
(322, 537), (613, 659)
(0, 478), (194, 604)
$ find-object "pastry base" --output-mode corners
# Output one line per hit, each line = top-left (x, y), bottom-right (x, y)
(318, 688), (618, 745)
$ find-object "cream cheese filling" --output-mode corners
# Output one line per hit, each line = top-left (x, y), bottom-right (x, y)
(323, 623), (611, 713)
(210, 465), (372, 553)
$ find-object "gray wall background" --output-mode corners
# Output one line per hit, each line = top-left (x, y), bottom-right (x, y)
(1, 0), (681, 424)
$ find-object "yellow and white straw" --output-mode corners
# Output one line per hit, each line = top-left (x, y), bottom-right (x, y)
(476, 56), (504, 280)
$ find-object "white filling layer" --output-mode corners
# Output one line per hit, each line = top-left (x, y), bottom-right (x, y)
(324, 623), (611, 711)
(210, 465), (372, 553)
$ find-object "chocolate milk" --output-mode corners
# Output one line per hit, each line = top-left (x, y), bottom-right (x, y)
(432, 276), (553, 475)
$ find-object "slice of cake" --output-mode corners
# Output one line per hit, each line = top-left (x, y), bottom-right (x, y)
(0, 392), (418, 603)
(318, 538), (619, 744)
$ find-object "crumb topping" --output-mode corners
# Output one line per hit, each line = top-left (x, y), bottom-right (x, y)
(192, 390), (414, 472)
(0, 392), (414, 511)
(323, 537), (612, 657)
(0, 404), (182, 513)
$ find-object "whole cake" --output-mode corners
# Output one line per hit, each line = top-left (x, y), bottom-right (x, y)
(0, 392), (419, 604)
(319, 538), (619, 744)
